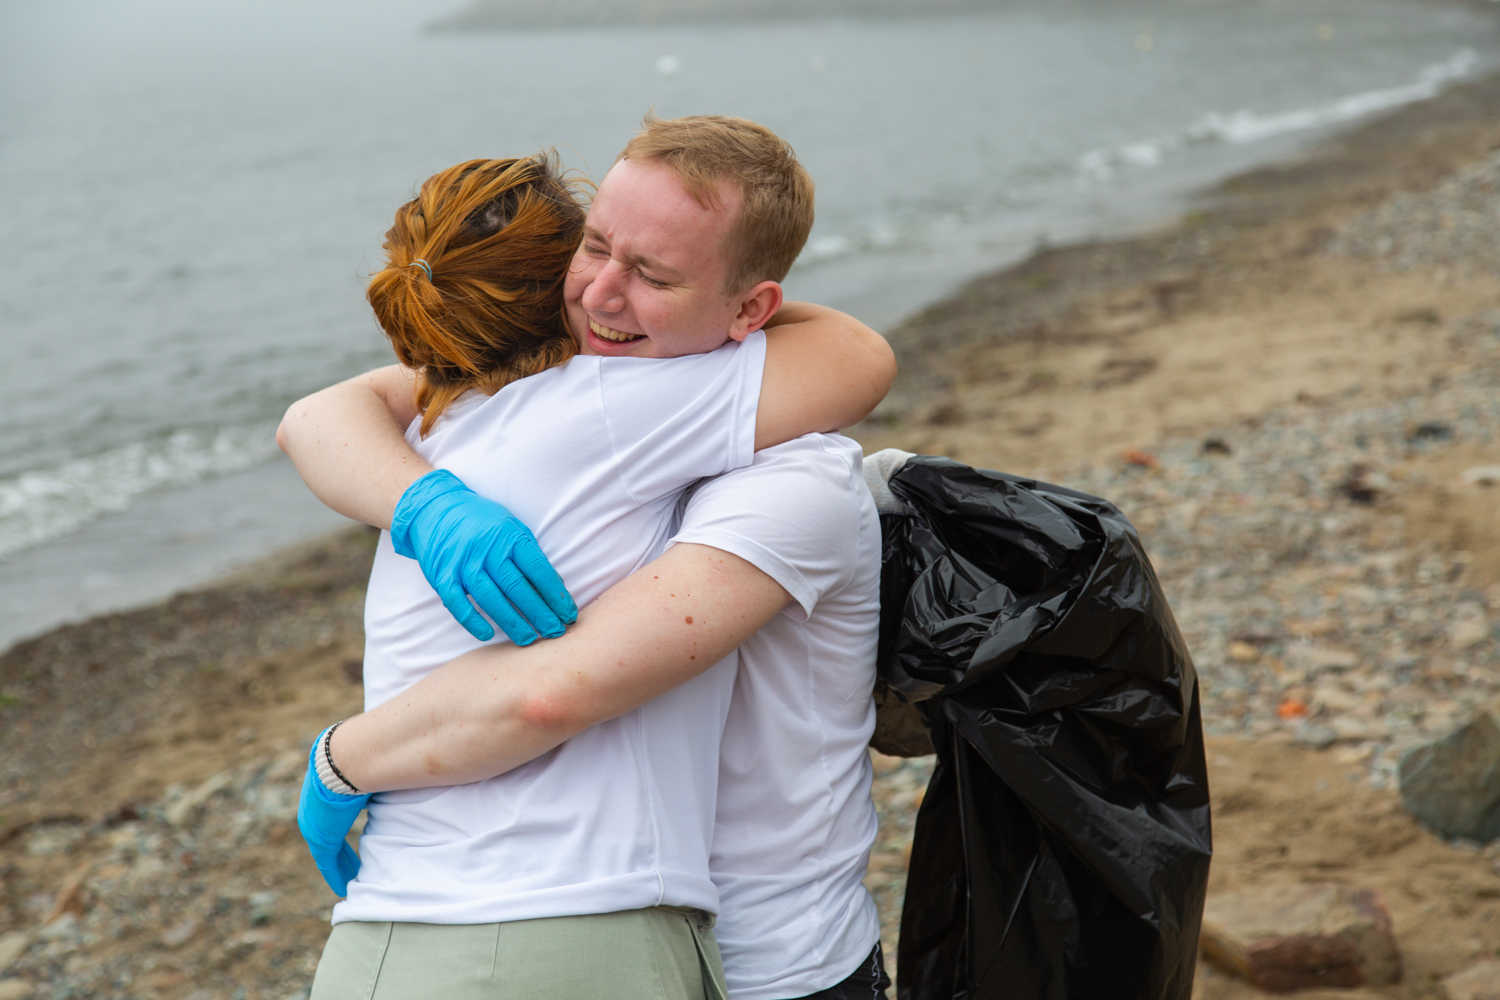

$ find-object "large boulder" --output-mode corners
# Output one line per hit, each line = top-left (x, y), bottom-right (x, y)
(1199, 884), (1401, 992)
(1399, 707), (1500, 841)
(1442, 959), (1500, 1000)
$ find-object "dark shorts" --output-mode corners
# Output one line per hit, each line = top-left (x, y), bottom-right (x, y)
(794, 943), (891, 1000)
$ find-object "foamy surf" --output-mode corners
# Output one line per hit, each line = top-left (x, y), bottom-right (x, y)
(792, 48), (1484, 276)
(1078, 48), (1481, 181)
(0, 427), (280, 562)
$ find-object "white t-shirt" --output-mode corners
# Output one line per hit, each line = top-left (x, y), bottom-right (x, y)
(334, 333), (766, 927)
(671, 433), (883, 1000)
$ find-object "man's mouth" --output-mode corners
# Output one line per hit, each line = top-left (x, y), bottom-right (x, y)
(588, 317), (644, 344)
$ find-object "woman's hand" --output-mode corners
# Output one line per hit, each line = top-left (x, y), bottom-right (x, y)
(297, 728), (369, 896)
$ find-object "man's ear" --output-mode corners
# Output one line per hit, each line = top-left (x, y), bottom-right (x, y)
(727, 281), (784, 342)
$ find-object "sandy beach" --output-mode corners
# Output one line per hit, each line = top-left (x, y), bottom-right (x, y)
(4, 63), (1500, 1000)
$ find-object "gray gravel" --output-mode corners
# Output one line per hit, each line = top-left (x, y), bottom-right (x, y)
(1332, 149), (1500, 276)
(1069, 308), (1500, 791)
(0, 753), (325, 1000)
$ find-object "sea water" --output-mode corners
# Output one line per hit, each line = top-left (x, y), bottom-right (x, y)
(0, 0), (1495, 649)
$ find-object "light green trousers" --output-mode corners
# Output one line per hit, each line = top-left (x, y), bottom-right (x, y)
(309, 907), (728, 1000)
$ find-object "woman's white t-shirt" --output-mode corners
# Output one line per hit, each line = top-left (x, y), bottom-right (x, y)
(333, 332), (765, 927)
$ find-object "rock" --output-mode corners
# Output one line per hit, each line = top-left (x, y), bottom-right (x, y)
(1331, 717), (1387, 743)
(161, 915), (201, 949)
(1462, 466), (1500, 487)
(43, 865), (90, 924)
(1200, 884), (1401, 991)
(23, 824), (85, 857)
(0, 934), (27, 973)
(1442, 959), (1500, 1000)
(248, 890), (278, 925)
(1409, 422), (1455, 443)
(1293, 722), (1339, 749)
(1202, 437), (1233, 455)
(1399, 709), (1500, 840)
(1227, 641), (1261, 663)
(1338, 464), (1385, 505)
(34, 914), (77, 942)
(1311, 680), (1359, 714)
(1287, 645), (1360, 674)
(0, 981), (33, 1000)
(1450, 605), (1491, 651)
(164, 770), (234, 827)
(1451, 619), (1491, 651)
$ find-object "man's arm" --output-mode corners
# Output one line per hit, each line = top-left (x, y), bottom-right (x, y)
(330, 541), (792, 792)
(275, 365), (429, 529)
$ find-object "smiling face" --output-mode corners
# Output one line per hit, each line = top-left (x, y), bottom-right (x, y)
(564, 157), (765, 358)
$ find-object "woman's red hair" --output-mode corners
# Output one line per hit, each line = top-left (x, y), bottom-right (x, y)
(367, 154), (588, 435)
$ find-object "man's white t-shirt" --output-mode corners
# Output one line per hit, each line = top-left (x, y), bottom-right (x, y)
(671, 433), (883, 1000)
(334, 333), (765, 927)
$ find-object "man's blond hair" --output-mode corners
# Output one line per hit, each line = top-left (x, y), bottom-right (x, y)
(619, 114), (814, 293)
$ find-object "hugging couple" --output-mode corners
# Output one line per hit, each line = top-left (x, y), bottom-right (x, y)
(279, 114), (904, 999)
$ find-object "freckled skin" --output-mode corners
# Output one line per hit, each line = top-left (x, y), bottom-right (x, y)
(331, 543), (794, 792)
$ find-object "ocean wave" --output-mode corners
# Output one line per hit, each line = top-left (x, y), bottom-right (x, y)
(1078, 48), (1480, 181)
(0, 426), (280, 561)
(794, 49), (1482, 275)
(794, 221), (905, 268)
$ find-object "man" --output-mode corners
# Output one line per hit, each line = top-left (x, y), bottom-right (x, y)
(280, 116), (893, 999)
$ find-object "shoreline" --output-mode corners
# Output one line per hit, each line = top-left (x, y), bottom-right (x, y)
(3, 64), (1500, 1000)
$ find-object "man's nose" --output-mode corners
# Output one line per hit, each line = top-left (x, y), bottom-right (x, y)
(581, 260), (628, 314)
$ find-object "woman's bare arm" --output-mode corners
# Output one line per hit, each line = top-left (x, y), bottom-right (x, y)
(275, 365), (431, 528)
(279, 305), (896, 526)
(755, 302), (896, 450)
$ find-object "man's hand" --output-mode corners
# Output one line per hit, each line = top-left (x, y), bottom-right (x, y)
(297, 729), (370, 896)
(391, 470), (578, 645)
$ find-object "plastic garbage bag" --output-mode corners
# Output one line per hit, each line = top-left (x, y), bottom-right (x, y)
(866, 451), (1211, 1000)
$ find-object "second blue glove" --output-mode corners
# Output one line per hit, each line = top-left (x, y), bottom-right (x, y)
(298, 728), (370, 897)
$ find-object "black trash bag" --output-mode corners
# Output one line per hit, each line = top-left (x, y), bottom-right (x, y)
(876, 455), (1211, 1000)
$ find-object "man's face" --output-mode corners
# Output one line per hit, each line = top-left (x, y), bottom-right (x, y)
(564, 157), (749, 358)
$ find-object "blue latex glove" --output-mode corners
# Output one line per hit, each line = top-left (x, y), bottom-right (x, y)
(298, 728), (370, 896)
(390, 469), (578, 645)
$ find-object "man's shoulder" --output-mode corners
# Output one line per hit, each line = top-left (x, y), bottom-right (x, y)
(748, 432), (863, 475)
(679, 433), (875, 548)
(675, 434), (878, 614)
(703, 433), (864, 502)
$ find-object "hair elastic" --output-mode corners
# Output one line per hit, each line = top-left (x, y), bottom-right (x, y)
(409, 259), (434, 281)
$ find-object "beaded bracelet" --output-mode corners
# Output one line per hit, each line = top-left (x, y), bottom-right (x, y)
(317, 722), (362, 796)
